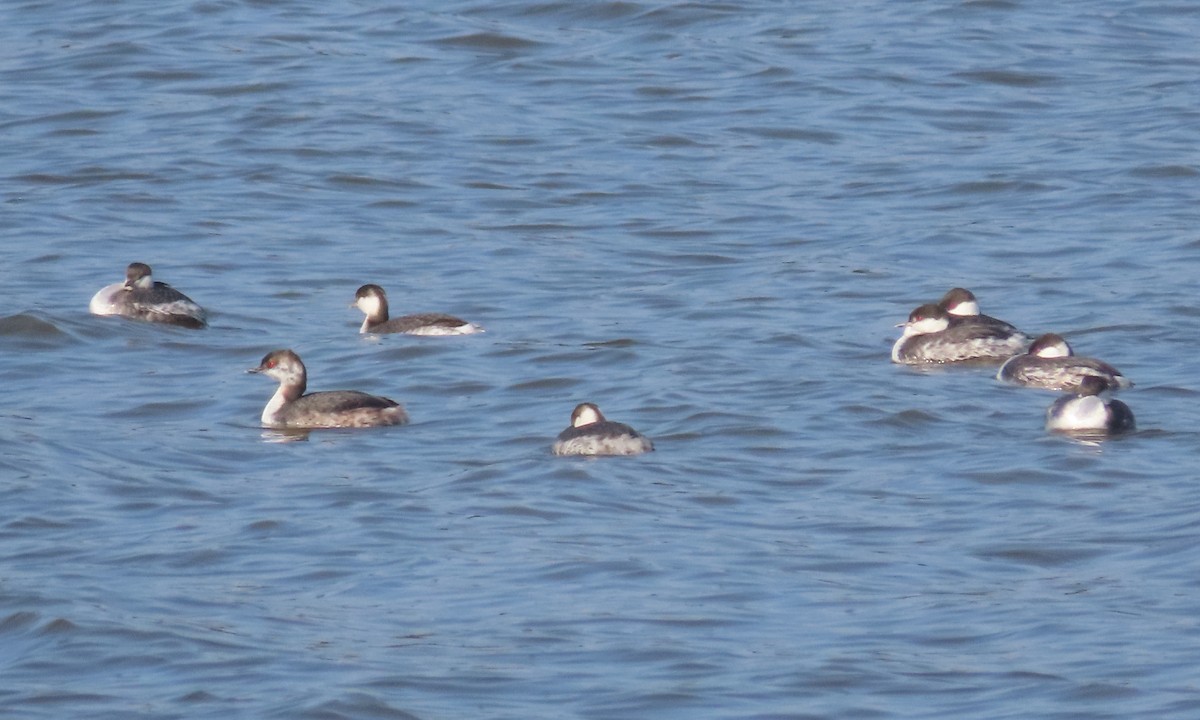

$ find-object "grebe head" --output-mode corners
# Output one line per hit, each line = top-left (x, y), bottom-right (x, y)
(124, 262), (154, 290)
(937, 287), (980, 317)
(1075, 375), (1108, 397)
(899, 303), (951, 335)
(353, 284), (388, 316)
(1029, 333), (1072, 358)
(570, 402), (606, 427)
(249, 349), (307, 389)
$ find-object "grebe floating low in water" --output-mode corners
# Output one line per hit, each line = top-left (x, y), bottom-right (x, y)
(1045, 376), (1135, 436)
(892, 303), (1027, 365)
(998, 333), (1131, 392)
(89, 262), (207, 329)
(937, 287), (1024, 336)
(352, 284), (482, 336)
(248, 349), (408, 429)
(552, 402), (653, 456)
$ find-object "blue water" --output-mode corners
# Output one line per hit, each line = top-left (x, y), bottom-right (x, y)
(3, 1), (1200, 718)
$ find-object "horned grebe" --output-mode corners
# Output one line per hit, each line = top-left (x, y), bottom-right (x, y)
(1045, 376), (1135, 436)
(89, 262), (207, 329)
(892, 303), (1027, 364)
(248, 349), (408, 429)
(998, 333), (1131, 392)
(552, 402), (653, 456)
(937, 287), (1023, 335)
(352, 284), (482, 335)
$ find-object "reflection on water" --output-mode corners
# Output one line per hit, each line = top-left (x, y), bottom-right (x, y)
(259, 429), (312, 444)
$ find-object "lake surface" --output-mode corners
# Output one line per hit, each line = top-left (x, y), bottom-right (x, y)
(2, 1), (1199, 717)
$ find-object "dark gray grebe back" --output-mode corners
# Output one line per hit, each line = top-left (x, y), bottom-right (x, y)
(937, 287), (1024, 336)
(552, 402), (654, 456)
(1045, 375), (1135, 436)
(248, 349), (408, 429)
(998, 333), (1131, 392)
(352, 284), (483, 335)
(89, 262), (207, 328)
(892, 303), (1027, 365)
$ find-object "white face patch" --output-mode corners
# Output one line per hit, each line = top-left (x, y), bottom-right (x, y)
(572, 405), (603, 427)
(356, 294), (383, 316)
(257, 357), (302, 386)
(1033, 341), (1071, 358)
(947, 299), (979, 316)
(906, 315), (950, 336)
(278, 364), (304, 385)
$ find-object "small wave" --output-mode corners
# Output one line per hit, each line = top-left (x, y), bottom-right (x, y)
(0, 313), (65, 337)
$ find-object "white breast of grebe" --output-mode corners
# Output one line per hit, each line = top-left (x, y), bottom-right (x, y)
(88, 283), (126, 315)
(261, 387), (290, 426)
(1046, 396), (1109, 431)
(1046, 396), (1134, 436)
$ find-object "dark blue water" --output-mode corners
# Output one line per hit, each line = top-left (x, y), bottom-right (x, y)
(3, 1), (1200, 718)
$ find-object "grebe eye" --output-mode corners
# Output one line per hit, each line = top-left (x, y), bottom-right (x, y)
(267, 360), (276, 368)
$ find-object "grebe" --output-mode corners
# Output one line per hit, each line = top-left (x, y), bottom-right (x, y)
(248, 349), (408, 429)
(892, 303), (1026, 364)
(552, 402), (653, 456)
(89, 262), (207, 328)
(937, 287), (1023, 336)
(998, 333), (1130, 392)
(1045, 376), (1135, 436)
(352, 284), (482, 335)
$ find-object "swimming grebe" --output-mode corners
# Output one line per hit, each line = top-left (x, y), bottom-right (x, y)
(892, 303), (1027, 364)
(352, 284), (482, 335)
(1045, 376), (1135, 436)
(248, 349), (408, 429)
(552, 402), (653, 456)
(937, 287), (1024, 336)
(89, 262), (207, 329)
(998, 333), (1131, 392)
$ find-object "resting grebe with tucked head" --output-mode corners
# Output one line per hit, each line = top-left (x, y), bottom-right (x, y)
(1045, 376), (1135, 436)
(937, 287), (1023, 336)
(892, 303), (1027, 365)
(998, 333), (1131, 392)
(352, 284), (482, 336)
(89, 262), (207, 329)
(248, 349), (408, 429)
(552, 402), (654, 456)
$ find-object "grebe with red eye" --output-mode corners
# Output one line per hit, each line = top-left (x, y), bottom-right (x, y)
(248, 349), (407, 429)
(892, 303), (1027, 364)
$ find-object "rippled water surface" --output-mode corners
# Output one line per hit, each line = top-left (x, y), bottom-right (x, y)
(3, 1), (1200, 718)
